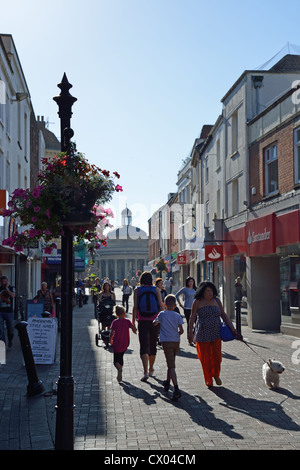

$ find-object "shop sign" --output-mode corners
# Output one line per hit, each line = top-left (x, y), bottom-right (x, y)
(44, 250), (85, 270)
(276, 210), (300, 247)
(225, 227), (246, 256)
(246, 214), (275, 256)
(205, 245), (223, 261)
(177, 252), (188, 265)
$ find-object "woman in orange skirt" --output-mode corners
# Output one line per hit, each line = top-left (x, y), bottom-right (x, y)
(188, 281), (239, 387)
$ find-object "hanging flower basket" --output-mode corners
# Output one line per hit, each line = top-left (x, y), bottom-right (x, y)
(2, 143), (122, 252)
(155, 258), (169, 275)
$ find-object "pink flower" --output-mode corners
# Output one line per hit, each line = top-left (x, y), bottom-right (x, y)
(2, 209), (13, 217)
(29, 229), (39, 238)
(45, 209), (50, 219)
(34, 206), (41, 212)
(45, 229), (52, 235)
(26, 201), (32, 208)
(115, 185), (123, 192)
(32, 216), (37, 222)
(104, 208), (114, 217)
(32, 186), (43, 198)
(44, 246), (53, 254)
(14, 245), (23, 252)
(12, 188), (28, 199)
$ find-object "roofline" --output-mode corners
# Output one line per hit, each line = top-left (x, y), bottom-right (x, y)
(0, 33), (31, 98)
(221, 68), (300, 103)
(247, 82), (300, 126)
(198, 114), (223, 157)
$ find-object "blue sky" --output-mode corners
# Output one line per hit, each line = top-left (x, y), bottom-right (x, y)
(1, 0), (300, 232)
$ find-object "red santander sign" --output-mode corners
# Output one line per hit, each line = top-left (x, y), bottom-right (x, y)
(205, 245), (223, 261)
(177, 252), (188, 265)
(246, 214), (275, 256)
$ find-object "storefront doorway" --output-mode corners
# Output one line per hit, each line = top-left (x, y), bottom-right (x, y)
(280, 253), (300, 325)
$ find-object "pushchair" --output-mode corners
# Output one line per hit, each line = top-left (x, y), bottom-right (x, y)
(95, 297), (116, 348)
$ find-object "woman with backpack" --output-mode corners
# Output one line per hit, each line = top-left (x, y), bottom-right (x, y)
(132, 271), (164, 382)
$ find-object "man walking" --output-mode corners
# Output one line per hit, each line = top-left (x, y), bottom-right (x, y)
(0, 275), (15, 347)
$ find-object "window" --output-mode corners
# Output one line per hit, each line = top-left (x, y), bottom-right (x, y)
(294, 127), (300, 184)
(5, 94), (10, 136)
(0, 79), (5, 124)
(216, 139), (220, 169)
(232, 179), (239, 215)
(205, 200), (209, 227)
(231, 111), (238, 154)
(265, 143), (278, 196)
(18, 163), (21, 188)
(6, 158), (10, 194)
(216, 188), (221, 219)
(205, 157), (209, 184)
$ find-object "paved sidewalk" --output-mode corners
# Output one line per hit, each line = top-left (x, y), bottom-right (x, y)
(0, 287), (300, 451)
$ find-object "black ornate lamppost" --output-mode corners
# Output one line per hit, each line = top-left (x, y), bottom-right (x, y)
(53, 74), (77, 450)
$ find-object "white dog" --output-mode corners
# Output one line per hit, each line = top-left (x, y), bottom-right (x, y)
(262, 360), (285, 389)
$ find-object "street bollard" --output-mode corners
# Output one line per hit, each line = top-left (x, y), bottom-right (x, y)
(234, 300), (241, 336)
(15, 322), (45, 397)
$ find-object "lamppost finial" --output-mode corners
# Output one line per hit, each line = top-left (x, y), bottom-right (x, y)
(53, 73), (77, 151)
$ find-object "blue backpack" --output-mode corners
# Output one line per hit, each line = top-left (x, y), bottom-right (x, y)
(137, 285), (159, 317)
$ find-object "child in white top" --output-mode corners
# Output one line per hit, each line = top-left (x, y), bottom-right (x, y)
(153, 294), (184, 400)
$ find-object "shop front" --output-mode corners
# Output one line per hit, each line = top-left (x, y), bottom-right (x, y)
(224, 226), (247, 320)
(225, 210), (300, 337)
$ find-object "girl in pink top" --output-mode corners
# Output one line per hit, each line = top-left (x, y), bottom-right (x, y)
(110, 306), (137, 382)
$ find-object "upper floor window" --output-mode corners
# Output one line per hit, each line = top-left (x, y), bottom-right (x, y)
(205, 157), (209, 184)
(205, 200), (209, 227)
(232, 178), (239, 215)
(294, 127), (300, 184)
(5, 95), (10, 136)
(216, 138), (221, 169)
(265, 143), (278, 196)
(0, 79), (5, 124)
(231, 111), (238, 154)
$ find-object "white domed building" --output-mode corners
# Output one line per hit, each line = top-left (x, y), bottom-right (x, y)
(92, 207), (148, 283)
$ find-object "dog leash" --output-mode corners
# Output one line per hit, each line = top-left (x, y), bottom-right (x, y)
(241, 339), (272, 368)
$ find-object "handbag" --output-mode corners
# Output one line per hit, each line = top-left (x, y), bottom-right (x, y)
(220, 322), (236, 342)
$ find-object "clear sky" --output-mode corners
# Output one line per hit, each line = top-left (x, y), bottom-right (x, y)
(1, 0), (300, 233)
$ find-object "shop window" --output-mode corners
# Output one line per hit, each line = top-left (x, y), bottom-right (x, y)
(265, 143), (278, 196)
(294, 127), (300, 184)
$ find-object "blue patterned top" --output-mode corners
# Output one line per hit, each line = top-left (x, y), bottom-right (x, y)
(194, 304), (222, 343)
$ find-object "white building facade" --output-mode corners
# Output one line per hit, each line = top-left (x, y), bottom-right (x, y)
(0, 34), (33, 300)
